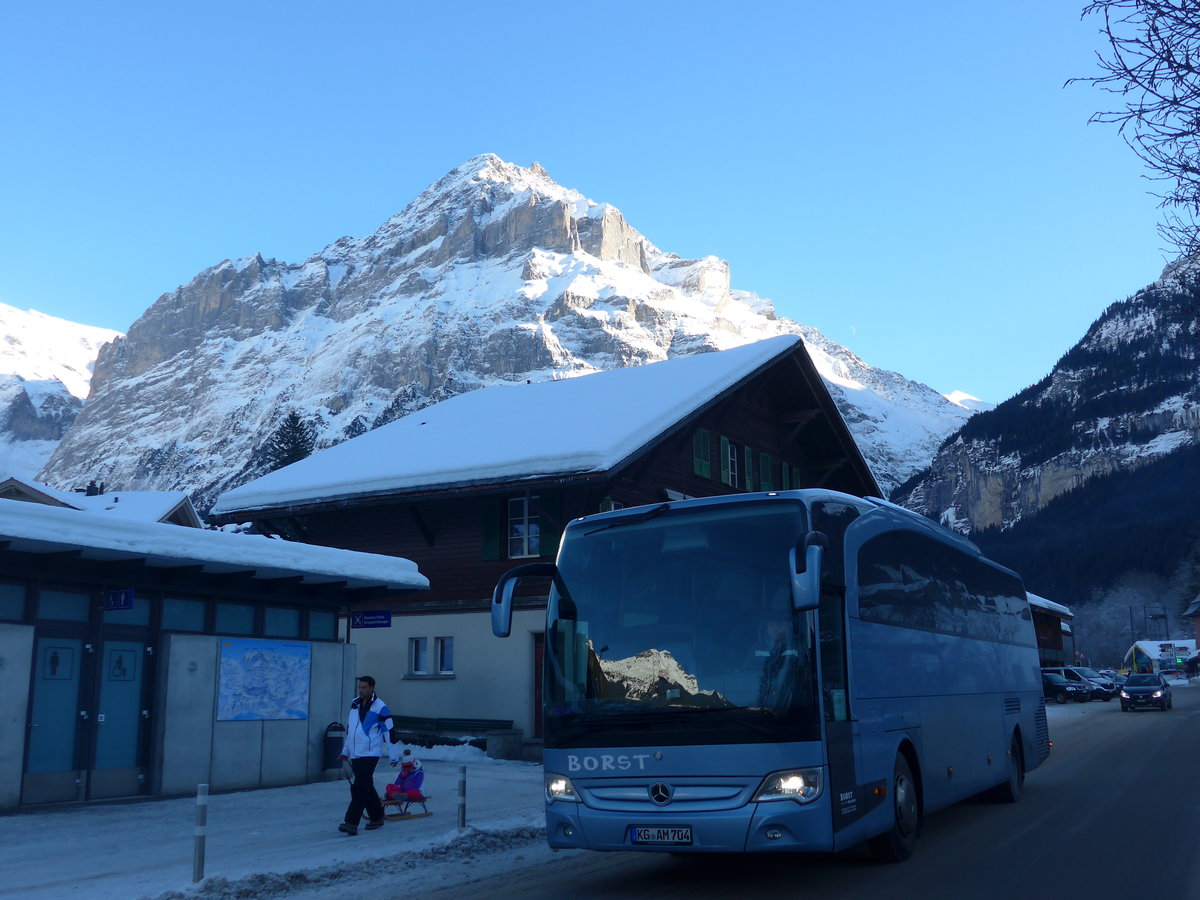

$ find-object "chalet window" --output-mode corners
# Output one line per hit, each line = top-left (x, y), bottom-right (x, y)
(760, 452), (775, 491)
(215, 602), (255, 635)
(37, 588), (90, 622)
(264, 606), (301, 638)
(508, 495), (541, 558)
(720, 436), (738, 487)
(599, 496), (624, 513)
(435, 636), (455, 674)
(781, 462), (800, 490)
(410, 637), (428, 675)
(0, 582), (25, 621)
(692, 429), (711, 478)
(744, 444), (754, 491)
(162, 597), (206, 632)
(309, 609), (337, 641)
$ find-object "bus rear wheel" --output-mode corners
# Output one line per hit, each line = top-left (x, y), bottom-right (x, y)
(869, 753), (919, 862)
(987, 733), (1025, 803)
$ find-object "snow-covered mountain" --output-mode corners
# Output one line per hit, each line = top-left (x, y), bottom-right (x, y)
(598, 649), (726, 706)
(0, 303), (121, 477)
(39, 155), (974, 507)
(894, 264), (1200, 534)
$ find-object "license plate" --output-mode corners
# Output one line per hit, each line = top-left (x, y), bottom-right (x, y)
(630, 825), (692, 845)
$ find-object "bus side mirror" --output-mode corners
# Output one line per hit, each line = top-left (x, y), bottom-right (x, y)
(789, 532), (827, 611)
(492, 563), (558, 637)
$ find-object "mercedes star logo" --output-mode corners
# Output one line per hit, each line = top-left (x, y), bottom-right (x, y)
(649, 782), (672, 805)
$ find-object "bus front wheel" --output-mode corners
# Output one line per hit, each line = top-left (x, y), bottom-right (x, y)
(868, 753), (919, 863)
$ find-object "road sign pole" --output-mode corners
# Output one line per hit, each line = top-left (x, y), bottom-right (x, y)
(458, 766), (467, 830)
(193, 783), (209, 883)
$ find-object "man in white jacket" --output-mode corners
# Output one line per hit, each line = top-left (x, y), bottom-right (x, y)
(338, 675), (399, 835)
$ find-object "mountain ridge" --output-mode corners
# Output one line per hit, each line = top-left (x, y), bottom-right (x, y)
(39, 155), (976, 509)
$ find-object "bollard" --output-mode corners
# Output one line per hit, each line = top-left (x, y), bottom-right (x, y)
(193, 783), (208, 883)
(457, 765), (466, 830)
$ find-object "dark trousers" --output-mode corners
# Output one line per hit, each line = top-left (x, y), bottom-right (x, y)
(344, 756), (384, 825)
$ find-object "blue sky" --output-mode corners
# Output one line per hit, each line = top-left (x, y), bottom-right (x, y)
(0, 1), (1169, 403)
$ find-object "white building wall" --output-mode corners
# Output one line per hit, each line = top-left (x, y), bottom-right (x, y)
(0, 624), (34, 809)
(351, 609), (544, 739)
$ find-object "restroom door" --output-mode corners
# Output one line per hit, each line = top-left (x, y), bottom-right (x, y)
(23, 638), (88, 804)
(89, 639), (148, 799)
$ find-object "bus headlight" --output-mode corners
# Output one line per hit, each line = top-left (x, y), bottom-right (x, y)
(752, 768), (823, 804)
(545, 774), (580, 803)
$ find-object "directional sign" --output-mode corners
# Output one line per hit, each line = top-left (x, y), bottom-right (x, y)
(103, 589), (135, 611)
(350, 610), (392, 629)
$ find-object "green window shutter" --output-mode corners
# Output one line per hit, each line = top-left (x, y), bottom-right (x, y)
(537, 490), (562, 559)
(781, 461), (791, 490)
(481, 495), (502, 560)
(692, 429), (711, 478)
(719, 436), (731, 485)
(744, 445), (754, 491)
(760, 452), (774, 491)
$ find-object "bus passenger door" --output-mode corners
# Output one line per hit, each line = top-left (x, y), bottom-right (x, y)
(820, 588), (881, 845)
(819, 587), (857, 836)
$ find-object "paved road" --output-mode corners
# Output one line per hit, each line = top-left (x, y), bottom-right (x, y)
(418, 686), (1200, 899)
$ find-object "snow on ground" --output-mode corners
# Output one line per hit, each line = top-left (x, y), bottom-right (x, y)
(6, 685), (1192, 900)
(0, 744), (543, 900)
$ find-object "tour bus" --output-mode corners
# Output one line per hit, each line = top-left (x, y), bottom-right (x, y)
(491, 489), (1049, 861)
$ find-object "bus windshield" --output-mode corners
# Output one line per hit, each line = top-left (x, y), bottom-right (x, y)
(545, 501), (821, 748)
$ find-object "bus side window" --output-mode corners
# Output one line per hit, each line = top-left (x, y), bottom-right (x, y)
(819, 587), (849, 722)
(811, 502), (859, 588)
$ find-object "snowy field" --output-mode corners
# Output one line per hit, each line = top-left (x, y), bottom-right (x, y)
(3, 681), (1192, 900)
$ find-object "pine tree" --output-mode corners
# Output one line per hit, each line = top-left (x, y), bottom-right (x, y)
(261, 410), (317, 472)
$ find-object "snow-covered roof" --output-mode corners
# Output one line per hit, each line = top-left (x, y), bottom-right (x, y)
(0, 499), (428, 592)
(0, 473), (201, 526)
(1027, 592), (1072, 618)
(1126, 639), (1196, 659)
(213, 335), (810, 515)
(0, 473), (85, 509)
(71, 491), (202, 527)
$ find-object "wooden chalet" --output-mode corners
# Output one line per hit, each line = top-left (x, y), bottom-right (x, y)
(210, 335), (881, 750)
(1027, 592), (1074, 668)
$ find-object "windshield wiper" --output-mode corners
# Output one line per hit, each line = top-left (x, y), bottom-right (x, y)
(584, 503), (671, 536)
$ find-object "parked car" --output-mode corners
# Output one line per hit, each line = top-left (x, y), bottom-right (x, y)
(1158, 667), (1184, 680)
(1042, 672), (1091, 704)
(1098, 668), (1126, 685)
(1120, 673), (1173, 711)
(1041, 666), (1117, 701)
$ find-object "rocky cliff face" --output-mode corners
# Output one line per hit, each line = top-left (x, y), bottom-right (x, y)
(894, 268), (1200, 533)
(40, 155), (974, 509)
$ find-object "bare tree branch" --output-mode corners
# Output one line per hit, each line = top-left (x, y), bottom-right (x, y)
(1070, 1), (1200, 255)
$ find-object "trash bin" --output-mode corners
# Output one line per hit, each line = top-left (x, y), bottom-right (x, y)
(324, 722), (346, 770)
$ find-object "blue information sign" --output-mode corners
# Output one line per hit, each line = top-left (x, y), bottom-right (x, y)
(103, 589), (134, 611)
(350, 610), (392, 629)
